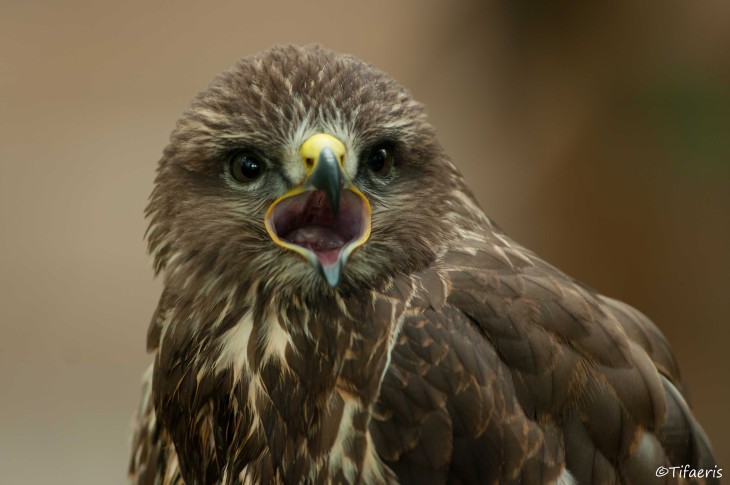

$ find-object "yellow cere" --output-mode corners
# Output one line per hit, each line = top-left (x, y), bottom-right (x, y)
(299, 133), (346, 175)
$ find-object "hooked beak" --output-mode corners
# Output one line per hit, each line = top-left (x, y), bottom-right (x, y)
(264, 134), (372, 287)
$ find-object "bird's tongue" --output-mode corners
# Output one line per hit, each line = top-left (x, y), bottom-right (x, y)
(283, 226), (345, 265)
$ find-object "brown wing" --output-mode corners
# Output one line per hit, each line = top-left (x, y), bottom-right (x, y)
(128, 364), (182, 485)
(371, 305), (565, 484)
(129, 289), (185, 485)
(371, 233), (718, 485)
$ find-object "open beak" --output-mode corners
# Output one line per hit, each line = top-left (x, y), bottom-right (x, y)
(264, 134), (372, 287)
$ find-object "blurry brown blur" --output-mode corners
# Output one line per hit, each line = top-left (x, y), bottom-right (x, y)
(1, 1), (728, 483)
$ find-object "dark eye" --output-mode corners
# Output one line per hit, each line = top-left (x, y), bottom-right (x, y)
(229, 152), (263, 182)
(366, 146), (394, 176)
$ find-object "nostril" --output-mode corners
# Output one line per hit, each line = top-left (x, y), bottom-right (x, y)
(305, 157), (314, 169)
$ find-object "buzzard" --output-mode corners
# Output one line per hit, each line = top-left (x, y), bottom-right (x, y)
(129, 45), (718, 484)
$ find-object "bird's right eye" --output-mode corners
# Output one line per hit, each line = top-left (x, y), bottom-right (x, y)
(229, 152), (264, 182)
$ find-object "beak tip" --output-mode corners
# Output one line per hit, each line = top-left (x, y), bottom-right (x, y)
(321, 263), (342, 287)
(329, 192), (340, 216)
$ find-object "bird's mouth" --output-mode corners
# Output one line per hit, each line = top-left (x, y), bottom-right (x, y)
(264, 133), (372, 287)
(266, 188), (370, 272)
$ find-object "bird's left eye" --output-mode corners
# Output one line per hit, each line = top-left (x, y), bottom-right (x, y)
(366, 146), (394, 177)
(230, 152), (264, 182)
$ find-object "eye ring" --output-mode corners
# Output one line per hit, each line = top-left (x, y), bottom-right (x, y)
(229, 151), (264, 182)
(366, 145), (394, 176)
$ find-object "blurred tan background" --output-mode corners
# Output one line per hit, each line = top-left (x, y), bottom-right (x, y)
(1, 1), (728, 483)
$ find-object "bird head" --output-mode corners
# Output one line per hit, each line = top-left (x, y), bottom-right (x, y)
(146, 45), (460, 296)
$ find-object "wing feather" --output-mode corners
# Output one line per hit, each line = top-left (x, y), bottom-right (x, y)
(373, 231), (717, 484)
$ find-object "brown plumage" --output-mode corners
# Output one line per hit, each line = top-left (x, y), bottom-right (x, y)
(129, 45), (718, 484)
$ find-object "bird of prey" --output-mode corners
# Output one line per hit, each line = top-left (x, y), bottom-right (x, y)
(129, 45), (718, 485)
